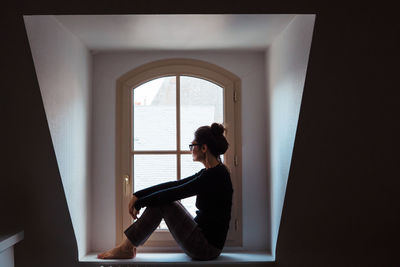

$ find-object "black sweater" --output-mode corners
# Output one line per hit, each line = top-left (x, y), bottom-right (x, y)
(133, 163), (233, 249)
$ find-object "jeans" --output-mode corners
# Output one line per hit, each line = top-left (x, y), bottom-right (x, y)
(124, 201), (222, 260)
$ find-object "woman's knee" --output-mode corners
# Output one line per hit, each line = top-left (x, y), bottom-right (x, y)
(141, 205), (163, 218)
(143, 201), (180, 216)
(158, 201), (180, 213)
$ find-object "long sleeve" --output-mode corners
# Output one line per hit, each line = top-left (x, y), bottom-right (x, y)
(133, 169), (204, 203)
(134, 169), (208, 210)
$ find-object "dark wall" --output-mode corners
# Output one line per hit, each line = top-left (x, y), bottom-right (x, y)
(1, 12), (79, 267)
(275, 9), (400, 267)
(1, 1), (399, 267)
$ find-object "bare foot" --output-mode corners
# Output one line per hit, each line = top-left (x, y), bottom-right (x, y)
(97, 246), (136, 259)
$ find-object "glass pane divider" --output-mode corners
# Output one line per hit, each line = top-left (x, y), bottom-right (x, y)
(131, 88), (134, 152)
(177, 75), (181, 181)
(130, 88), (135, 197)
(131, 151), (177, 154)
(130, 150), (192, 154)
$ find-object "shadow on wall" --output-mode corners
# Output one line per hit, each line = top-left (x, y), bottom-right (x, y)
(2, 15), (78, 267)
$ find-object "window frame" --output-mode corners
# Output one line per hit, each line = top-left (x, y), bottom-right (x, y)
(116, 58), (242, 250)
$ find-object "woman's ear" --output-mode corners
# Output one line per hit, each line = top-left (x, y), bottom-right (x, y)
(201, 144), (208, 153)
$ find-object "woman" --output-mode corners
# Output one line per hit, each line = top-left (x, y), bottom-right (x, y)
(98, 123), (233, 260)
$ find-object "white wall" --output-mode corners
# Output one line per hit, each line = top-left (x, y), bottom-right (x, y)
(266, 15), (315, 256)
(22, 14), (313, 256)
(23, 15), (93, 259)
(91, 51), (268, 252)
(0, 247), (14, 267)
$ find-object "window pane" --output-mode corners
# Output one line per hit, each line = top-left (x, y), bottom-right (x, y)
(133, 76), (176, 151)
(180, 76), (223, 150)
(133, 154), (177, 230)
(133, 154), (177, 193)
(180, 154), (204, 217)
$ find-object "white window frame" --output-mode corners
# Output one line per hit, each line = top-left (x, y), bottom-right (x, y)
(116, 58), (242, 250)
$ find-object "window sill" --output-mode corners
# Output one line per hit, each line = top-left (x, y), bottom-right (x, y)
(0, 230), (24, 253)
(81, 251), (274, 265)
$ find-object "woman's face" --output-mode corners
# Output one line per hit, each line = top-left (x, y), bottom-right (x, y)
(190, 141), (204, 162)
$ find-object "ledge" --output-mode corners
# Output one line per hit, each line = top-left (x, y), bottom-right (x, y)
(81, 251), (274, 265)
(0, 231), (24, 253)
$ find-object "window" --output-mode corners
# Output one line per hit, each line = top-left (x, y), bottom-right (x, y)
(116, 59), (242, 249)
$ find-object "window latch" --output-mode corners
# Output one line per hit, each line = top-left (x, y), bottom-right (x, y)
(123, 175), (130, 196)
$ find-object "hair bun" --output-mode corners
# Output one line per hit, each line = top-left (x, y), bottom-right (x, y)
(211, 123), (225, 136)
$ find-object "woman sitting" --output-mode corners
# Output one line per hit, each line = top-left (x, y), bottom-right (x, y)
(98, 123), (233, 261)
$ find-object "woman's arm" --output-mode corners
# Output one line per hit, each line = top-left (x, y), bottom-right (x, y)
(134, 170), (210, 211)
(133, 169), (204, 199)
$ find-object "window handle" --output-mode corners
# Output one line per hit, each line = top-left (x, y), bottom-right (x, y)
(123, 175), (130, 196)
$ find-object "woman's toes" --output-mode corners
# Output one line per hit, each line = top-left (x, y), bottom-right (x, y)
(97, 251), (110, 259)
(97, 246), (135, 259)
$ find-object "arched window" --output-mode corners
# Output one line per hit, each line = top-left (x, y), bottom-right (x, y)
(116, 58), (242, 249)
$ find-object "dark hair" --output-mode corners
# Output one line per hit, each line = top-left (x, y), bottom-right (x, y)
(194, 123), (229, 160)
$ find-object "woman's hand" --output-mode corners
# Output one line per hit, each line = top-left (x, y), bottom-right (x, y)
(128, 195), (140, 220)
(132, 208), (140, 220)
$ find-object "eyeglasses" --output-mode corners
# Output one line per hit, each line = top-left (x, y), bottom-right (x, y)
(189, 144), (202, 151)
